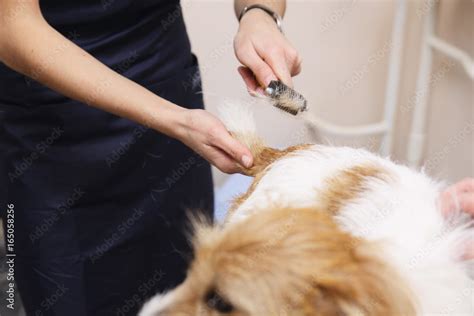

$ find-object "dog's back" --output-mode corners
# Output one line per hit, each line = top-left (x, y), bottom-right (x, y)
(221, 101), (474, 315)
(139, 102), (473, 316)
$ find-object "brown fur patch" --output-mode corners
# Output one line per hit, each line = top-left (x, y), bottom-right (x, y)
(319, 164), (388, 214)
(228, 150), (386, 221)
(241, 144), (313, 177)
(226, 144), (312, 220)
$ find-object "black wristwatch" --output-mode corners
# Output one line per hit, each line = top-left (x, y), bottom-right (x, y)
(238, 4), (284, 33)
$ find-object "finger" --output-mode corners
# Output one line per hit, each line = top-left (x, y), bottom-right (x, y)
(454, 178), (474, 193)
(291, 54), (302, 76)
(238, 66), (259, 92)
(214, 155), (241, 174)
(212, 132), (253, 168)
(238, 66), (266, 95)
(441, 191), (474, 216)
(261, 47), (293, 87)
(285, 47), (302, 76)
(205, 145), (241, 174)
(291, 61), (302, 76)
(444, 178), (474, 195)
(458, 192), (474, 215)
(236, 45), (276, 87)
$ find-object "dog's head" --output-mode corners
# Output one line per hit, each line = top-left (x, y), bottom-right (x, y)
(140, 207), (415, 316)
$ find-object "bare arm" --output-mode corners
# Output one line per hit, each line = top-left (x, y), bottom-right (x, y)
(0, 1), (184, 136)
(0, 0), (253, 173)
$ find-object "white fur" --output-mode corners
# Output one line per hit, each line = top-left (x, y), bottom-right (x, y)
(221, 101), (474, 315)
(218, 100), (258, 136)
(139, 294), (166, 316)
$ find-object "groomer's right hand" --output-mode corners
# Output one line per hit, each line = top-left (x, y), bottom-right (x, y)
(234, 9), (302, 94)
(176, 109), (253, 174)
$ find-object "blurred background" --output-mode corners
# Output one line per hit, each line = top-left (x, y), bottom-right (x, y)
(181, 0), (473, 186)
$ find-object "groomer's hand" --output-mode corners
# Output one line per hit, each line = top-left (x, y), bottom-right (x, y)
(176, 109), (253, 174)
(439, 178), (474, 259)
(234, 9), (302, 94)
(440, 178), (474, 216)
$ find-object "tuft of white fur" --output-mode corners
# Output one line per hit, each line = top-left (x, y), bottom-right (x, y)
(139, 294), (166, 316)
(218, 100), (257, 137)
(218, 100), (264, 156)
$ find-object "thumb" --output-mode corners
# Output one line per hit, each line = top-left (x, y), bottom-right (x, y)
(215, 132), (253, 168)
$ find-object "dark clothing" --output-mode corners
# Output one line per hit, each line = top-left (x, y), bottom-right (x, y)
(0, 1), (213, 315)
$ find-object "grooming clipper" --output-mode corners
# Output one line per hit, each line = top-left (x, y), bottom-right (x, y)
(265, 80), (308, 115)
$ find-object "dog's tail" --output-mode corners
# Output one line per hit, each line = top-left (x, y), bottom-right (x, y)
(219, 100), (303, 177)
(218, 100), (266, 160)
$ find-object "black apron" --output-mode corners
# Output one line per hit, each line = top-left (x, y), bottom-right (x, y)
(0, 1), (214, 315)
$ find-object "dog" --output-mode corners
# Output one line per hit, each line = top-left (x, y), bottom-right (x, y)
(139, 102), (473, 316)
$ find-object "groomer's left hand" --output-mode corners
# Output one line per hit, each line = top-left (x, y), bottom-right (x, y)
(234, 8), (302, 94)
(439, 178), (474, 259)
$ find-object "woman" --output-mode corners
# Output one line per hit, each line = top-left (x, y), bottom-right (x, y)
(0, 0), (301, 315)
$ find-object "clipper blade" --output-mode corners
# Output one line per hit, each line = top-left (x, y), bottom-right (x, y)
(265, 80), (308, 115)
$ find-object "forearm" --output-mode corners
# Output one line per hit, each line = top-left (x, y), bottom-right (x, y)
(0, 2), (185, 138)
(234, 0), (286, 19)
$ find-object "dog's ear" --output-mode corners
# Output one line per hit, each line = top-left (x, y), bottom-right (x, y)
(216, 207), (416, 316)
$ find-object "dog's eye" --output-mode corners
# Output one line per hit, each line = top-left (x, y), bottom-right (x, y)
(205, 289), (234, 313)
